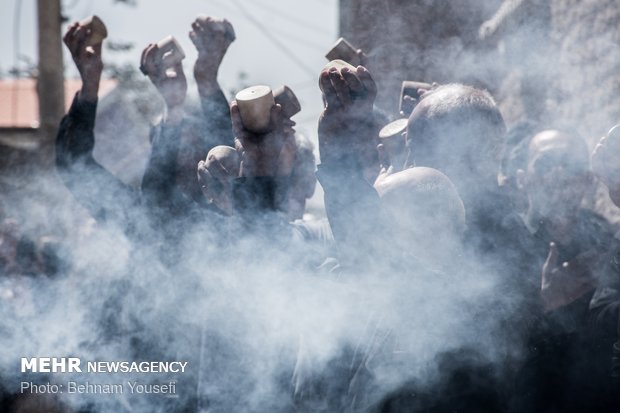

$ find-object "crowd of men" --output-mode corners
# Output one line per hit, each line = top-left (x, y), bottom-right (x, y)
(3, 12), (620, 413)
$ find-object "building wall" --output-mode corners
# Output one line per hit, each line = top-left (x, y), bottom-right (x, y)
(338, 0), (502, 117)
(339, 0), (620, 140)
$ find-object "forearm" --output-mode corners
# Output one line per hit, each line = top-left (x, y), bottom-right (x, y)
(56, 93), (97, 168)
(141, 119), (184, 207)
(318, 113), (377, 169)
(195, 53), (223, 99)
(55, 94), (138, 225)
(232, 176), (289, 215)
(316, 162), (380, 253)
(78, 73), (101, 103)
(197, 76), (222, 99)
(198, 86), (234, 146)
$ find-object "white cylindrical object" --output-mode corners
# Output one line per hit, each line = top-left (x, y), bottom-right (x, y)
(235, 85), (274, 133)
(79, 15), (108, 47)
(379, 118), (408, 140)
(379, 119), (408, 169)
(157, 35), (186, 68)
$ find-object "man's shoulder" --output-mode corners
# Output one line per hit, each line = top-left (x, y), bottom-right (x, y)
(576, 208), (615, 245)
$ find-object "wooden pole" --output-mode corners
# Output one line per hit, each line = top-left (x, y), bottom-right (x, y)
(37, 0), (65, 169)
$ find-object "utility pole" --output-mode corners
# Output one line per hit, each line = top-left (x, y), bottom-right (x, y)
(37, 0), (64, 169)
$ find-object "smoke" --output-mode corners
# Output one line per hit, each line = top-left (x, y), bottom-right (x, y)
(349, 0), (620, 144)
(3, 1), (619, 412)
(0, 162), (523, 413)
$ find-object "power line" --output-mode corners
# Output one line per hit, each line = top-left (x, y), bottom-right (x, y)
(207, 0), (239, 17)
(288, 79), (318, 90)
(210, 0), (325, 86)
(267, 25), (327, 54)
(210, 0), (331, 51)
(229, 0), (316, 78)
(244, 0), (333, 36)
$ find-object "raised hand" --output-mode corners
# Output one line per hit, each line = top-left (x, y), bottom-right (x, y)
(231, 102), (296, 177)
(190, 16), (235, 93)
(197, 146), (239, 215)
(140, 43), (187, 121)
(318, 65), (377, 168)
(63, 22), (103, 102)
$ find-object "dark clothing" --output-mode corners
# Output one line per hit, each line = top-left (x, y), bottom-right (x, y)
(55, 93), (230, 413)
(499, 209), (616, 412)
(56, 94), (191, 227)
(196, 88), (234, 149)
(296, 157), (506, 411)
(315, 161), (381, 269)
(586, 232), (620, 411)
(56, 95), (141, 231)
(463, 188), (514, 258)
(56, 93), (232, 241)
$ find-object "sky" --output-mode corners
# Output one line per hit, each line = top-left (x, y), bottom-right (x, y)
(0, 0), (338, 143)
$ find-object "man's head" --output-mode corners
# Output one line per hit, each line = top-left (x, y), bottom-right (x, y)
(405, 84), (506, 200)
(375, 167), (465, 263)
(517, 130), (591, 220)
(197, 145), (240, 215)
(288, 133), (316, 221)
(498, 121), (539, 212)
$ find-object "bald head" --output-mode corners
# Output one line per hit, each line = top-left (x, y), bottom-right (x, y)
(197, 146), (240, 215)
(406, 84), (506, 195)
(527, 130), (589, 170)
(377, 167), (466, 238)
(520, 130), (591, 219)
(204, 145), (240, 179)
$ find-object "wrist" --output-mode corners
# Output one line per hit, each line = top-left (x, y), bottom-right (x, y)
(79, 79), (100, 103)
(194, 58), (219, 85)
(78, 89), (99, 103)
(196, 80), (220, 98)
(164, 105), (184, 125)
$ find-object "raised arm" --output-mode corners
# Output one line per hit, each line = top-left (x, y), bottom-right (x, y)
(316, 65), (382, 262)
(230, 100), (296, 220)
(56, 21), (138, 226)
(138, 42), (188, 218)
(190, 16), (235, 147)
